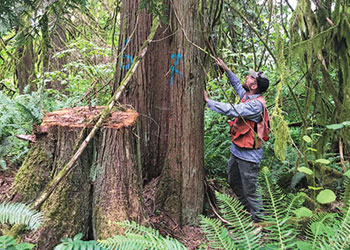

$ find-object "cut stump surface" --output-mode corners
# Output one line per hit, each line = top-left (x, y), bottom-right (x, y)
(39, 106), (138, 129)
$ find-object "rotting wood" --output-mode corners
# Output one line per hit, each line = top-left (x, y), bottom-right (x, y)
(16, 134), (36, 143)
(339, 138), (347, 172)
(32, 17), (160, 210)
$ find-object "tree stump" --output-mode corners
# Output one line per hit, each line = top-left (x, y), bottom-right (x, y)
(9, 106), (146, 249)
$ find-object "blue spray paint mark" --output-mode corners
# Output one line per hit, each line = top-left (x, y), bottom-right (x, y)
(170, 53), (183, 86)
(121, 54), (133, 70)
(123, 37), (129, 47)
(120, 37), (133, 70)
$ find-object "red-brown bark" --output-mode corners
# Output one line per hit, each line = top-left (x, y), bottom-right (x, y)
(115, 0), (206, 226)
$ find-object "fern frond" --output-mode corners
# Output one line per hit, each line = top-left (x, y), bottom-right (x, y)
(342, 177), (350, 208)
(305, 213), (337, 249)
(0, 235), (35, 250)
(215, 192), (261, 249)
(285, 192), (306, 218)
(15, 102), (36, 121)
(0, 201), (43, 231)
(320, 204), (350, 250)
(99, 233), (188, 250)
(98, 234), (148, 249)
(117, 220), (158, 236)
(54, 233), (107, 250)
(260, 167), (298, 249)
(99, 221), (188, 250)
(200, 216), (236, 249)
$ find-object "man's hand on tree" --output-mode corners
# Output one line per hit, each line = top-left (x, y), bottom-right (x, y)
(204, 90), (209, 103)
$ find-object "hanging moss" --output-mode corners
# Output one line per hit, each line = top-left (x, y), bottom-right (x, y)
(272, 113), (290, 162)
(271, 24), (290, 162)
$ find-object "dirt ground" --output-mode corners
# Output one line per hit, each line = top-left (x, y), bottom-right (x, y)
(143, 177), (207, 250)
(0, 165), (16, 202)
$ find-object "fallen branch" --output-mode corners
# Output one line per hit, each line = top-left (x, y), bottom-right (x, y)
(32, 17), (160, 210)
(16, 134), (36, 143)
(339, 138), (346, 172)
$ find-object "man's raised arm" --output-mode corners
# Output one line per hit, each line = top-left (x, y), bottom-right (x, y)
(216, 58), (246, 99)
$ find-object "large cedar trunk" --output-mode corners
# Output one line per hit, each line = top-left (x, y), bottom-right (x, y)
(156, 0), (206, 225)
(10, 107), (145, 249)
(115, 0), (206, 226)
(115, 1), (171, 181)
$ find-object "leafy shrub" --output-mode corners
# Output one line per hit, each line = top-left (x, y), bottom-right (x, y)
(0, 91), (42, 168)
(204, 110), (231, 178)
(0, 235), (34, 250)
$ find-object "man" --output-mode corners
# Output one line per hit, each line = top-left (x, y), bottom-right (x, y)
(204, 58), (270, 222)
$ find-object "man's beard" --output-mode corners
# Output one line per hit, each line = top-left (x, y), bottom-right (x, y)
(242, 84), (249, 91)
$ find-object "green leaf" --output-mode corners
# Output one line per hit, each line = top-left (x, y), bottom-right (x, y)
(326, 123), (344, 130)
(73, 233), (83, 241)
(315, 159), (330, 164)
(307, 147), (317, 152)
(303, 135), (312, 143)
(296, 240), (314, 250)
(15, 242), (35, 250)
(344, 170), (350, 178)
(0, 235), (16, 247)
(308, 186), (323, 191)
(293, 207), (313, 218)
(342, 121), (350, 126)
(316, 189), (336, 204)
(0, 159), (7, 170)
(298, 167), (313, 175)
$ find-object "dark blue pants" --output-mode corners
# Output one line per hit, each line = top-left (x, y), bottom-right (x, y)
(227, 154), (263, 221)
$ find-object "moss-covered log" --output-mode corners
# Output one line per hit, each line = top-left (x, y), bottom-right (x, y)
(8, 106), (146, 249)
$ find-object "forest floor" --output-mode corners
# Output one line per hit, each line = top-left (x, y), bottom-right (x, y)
(143, 177), (206, 250)
(0, 165), (16, 201)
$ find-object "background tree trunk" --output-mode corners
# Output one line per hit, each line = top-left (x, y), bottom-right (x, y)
(48, 21), (68, 91)
(10, 107), (145, 249)
(16, 38), (35, 94)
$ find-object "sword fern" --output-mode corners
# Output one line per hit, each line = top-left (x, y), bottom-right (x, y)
(215, 192), (261, 249)
(260, 167), (299, 249)
(0, 201), (43, 231)
(200, 216), (236, 249)
(98, 220), (188, 250)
